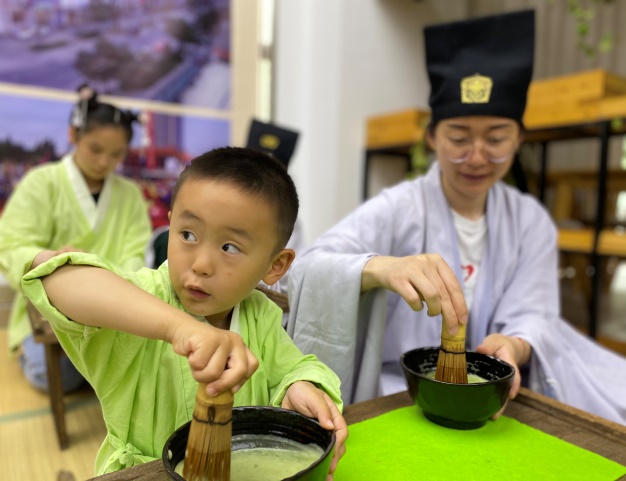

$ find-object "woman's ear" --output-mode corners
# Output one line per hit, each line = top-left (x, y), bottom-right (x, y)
(262, 249), (296, 286)
(516, 130), (525, 151)
(426, 128), (437, 151)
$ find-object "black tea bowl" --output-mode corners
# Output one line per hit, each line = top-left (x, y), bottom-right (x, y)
(163, 406), (336, 481)
(400, 347), (515, 430)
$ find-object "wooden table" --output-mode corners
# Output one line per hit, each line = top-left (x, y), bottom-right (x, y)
(89, 387), (626, 480)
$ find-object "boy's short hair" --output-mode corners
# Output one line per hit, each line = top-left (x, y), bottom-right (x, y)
(171, 147), (299, 250)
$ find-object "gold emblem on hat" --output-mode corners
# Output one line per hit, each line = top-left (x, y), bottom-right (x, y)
(461, 74), (493, 103)
(260, 134), (280, 150)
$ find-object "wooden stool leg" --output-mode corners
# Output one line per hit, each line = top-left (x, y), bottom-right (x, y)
(45, 343), (68, 450)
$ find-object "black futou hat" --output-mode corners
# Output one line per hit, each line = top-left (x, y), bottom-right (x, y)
(425, 10), (535, 125)
(246, 120), (299, 168)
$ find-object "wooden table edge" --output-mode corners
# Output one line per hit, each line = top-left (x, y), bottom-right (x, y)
(344, 387), (626, 434)
(514, 387), (626, 440)
(88, 387), (626, 480)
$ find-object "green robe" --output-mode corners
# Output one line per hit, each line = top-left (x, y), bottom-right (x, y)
(22, 253), (342, 476)
(0, 154), (151, 350)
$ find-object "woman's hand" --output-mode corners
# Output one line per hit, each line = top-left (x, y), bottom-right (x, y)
(476, 333), (531, 418)
(282, 381), (348, 481)
(362, 254), (468, 335)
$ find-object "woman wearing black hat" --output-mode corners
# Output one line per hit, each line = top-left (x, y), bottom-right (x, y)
(287, 10), (626, 424)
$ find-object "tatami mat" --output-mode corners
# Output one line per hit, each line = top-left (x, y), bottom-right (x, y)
(2, 402), (106, 481)
(1, 328), (106, 481)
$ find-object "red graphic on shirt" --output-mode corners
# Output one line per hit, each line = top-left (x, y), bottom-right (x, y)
(462, 264), (474, 282)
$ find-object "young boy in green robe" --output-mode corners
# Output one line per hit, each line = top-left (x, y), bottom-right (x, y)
(22, 147), (347, 478)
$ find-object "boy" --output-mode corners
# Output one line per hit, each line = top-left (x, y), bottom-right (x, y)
(22, 147), (347, 477)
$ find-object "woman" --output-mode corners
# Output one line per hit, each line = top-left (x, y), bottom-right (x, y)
(287, 10), (626, 425)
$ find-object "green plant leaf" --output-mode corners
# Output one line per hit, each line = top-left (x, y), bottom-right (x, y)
(577, 22), (589, 37)
(599, 33), (613, 53)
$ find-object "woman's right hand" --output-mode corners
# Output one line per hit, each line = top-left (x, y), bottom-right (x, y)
(361, 254), (468, 334)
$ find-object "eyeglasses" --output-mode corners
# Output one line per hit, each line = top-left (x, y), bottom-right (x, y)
(438, 135), (518, 164)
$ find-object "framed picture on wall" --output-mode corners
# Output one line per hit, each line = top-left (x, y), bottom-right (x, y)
(0, 0), (231, 110)
(0, 90), (230, 228)
(0, 0), (264, 228)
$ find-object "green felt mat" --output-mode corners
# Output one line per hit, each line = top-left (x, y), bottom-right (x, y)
(334, 406), (626, 481)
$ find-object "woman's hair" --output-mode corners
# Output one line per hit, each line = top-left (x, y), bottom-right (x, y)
(69, 84), (139, 143)
(171, 147), (299, 251)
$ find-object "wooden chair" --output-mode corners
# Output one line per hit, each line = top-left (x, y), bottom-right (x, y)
(255, 285), (289, 313)
(26, 300), (68, 450)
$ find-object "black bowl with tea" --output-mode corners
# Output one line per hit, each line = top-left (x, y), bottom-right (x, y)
(163, 406), (336, 481)
(401, 347), (515, 430)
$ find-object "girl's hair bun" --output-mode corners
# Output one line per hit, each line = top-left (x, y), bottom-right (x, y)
(69, 83), (141, 142)
(124, 110), (140, 124)
(71, 83), (98, 129)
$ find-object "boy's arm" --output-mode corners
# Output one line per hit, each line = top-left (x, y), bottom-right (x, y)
(40, 263), (257, 393)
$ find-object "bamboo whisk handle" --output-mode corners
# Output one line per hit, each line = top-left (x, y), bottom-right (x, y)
(440, 320), (466, 344)
(195, 383), (234, 410)
(436, 316), (468, 384)
(183, 384), (234, 481)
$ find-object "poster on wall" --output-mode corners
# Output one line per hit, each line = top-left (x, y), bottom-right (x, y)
(0, 92), (230, 227)
(0, 0), (230, 109)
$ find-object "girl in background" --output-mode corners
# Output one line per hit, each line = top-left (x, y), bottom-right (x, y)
(0, 86), (152, 392)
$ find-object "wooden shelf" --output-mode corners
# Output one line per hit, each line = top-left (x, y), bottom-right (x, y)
(558, 228), (626, 257)
(599, 230), (626, 257)
(558, 229), (594, 254)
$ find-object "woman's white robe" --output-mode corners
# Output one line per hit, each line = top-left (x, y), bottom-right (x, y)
(287, 162), (626, 425)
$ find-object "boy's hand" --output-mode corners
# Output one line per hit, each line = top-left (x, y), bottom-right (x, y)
(30, 246), (84, 270)
(362, 254), (468, 336)
(282, 381), (348, 481)
(477, 333), (531, 419)
(170, 320), (258, 395)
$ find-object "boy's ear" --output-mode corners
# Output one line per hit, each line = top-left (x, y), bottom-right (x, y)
(262, 249), (296, 286)
(68, 127), (78, 145)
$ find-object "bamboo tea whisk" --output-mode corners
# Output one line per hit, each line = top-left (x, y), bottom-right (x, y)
(435, 318), (468, 384)
(183, 383), (234, 481)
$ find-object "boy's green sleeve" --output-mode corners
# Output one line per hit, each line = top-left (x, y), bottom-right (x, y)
(21, 253), (121, 380)
(21, 252), (162, 388)
(22, 252), (118, 332)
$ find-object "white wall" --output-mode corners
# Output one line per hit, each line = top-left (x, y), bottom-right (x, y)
(274, 0), (467, 243)
(231, 0), (261, 147)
